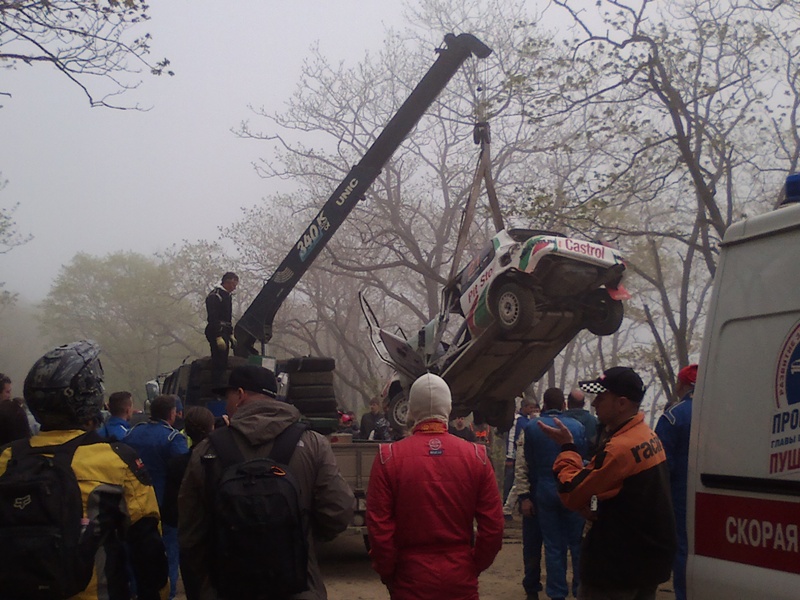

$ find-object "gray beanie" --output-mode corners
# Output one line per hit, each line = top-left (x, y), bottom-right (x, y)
(407, 373), (452, 426)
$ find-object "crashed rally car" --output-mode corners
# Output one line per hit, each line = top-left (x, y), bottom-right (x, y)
(364, 228), (629, 432)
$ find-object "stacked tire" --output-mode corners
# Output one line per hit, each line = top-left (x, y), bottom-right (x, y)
(279, 356), (339, 435)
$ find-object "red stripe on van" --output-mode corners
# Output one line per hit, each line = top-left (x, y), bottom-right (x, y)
(695, 492), (800, 574)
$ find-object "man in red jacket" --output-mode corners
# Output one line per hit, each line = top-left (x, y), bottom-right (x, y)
(366, 373), (504, 600)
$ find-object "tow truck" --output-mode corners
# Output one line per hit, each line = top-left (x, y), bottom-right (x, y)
(155, 32), (493, 538)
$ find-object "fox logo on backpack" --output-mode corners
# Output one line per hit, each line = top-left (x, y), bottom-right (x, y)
(205, 422), (310, 599)
(0, 432), (102, 599)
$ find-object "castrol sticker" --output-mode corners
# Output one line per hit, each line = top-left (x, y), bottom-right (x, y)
(695, 492), (800, 574)
(771, 322), (800, 475)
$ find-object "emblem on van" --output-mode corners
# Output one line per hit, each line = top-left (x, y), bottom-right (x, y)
(774, 321), (800, 408)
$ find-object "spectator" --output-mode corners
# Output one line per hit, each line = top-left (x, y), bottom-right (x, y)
(359, 397), (383, 439)
(449, 415), (476, 441)
(504, 396), (538, 504)
(655, 363), (697, 600)
(337, 411), (359, 435)
(520, 387), (587, 600)
(503, 396), (543, 600)
(179, 364), (354, 600)
(162, 406), (215, 529)
(366, 373), (504, 600)
(471, 420), (492, 447)
(0, 373), (11, 402)
(98, 390), (134, 441)
(538, 367), (676, 600)
(0, 397), (31, 445)
(0, 341), (167, 599)
(564, 387), (599, 455)
(124, 394), (189, 600)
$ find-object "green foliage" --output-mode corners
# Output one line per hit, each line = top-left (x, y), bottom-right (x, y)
(38, 252), (204, 405)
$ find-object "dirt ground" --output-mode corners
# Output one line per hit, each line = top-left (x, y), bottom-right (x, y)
(174, 517), (675, 599)
(316, 517), (677, 600)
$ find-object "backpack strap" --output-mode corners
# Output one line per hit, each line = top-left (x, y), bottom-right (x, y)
(269, 422), (308, 466)
(7, 431), (103, 471)
(207, 426), (245, 470)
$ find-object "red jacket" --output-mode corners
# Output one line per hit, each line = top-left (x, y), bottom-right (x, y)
(366, 420), (504, 599)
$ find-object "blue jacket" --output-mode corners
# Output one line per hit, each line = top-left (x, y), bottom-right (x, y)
(655, 393), (693, 514)
(124, 420), (188, 507)
(523, 411), (587, 499)
(98, 415), (130, 441)
(563, 407), (598, 452)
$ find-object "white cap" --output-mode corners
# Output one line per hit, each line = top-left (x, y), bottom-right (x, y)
(407, 373), (452, 427)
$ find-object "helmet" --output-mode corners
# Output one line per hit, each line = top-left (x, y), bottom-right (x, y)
(24, 340), (105, 429)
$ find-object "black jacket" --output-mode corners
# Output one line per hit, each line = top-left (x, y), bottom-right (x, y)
(205, 286), (233, 340)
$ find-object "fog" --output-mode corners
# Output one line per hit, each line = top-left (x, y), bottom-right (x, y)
(0, 1), (406, 303)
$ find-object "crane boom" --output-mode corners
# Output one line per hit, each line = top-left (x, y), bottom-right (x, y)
(234, 33), (492, 356)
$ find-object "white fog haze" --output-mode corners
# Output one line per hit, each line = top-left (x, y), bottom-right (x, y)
(0, 0), (406, 302)
(2, 0), (797, 423)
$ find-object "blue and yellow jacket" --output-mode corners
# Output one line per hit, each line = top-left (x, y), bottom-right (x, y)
(0, 430), (169, 600)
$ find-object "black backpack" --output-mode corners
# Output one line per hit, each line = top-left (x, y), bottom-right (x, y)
(206, 422), (309, 599)
(0, 432), (102, 599)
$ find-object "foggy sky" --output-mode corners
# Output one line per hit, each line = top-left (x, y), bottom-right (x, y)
(0, 1), (405, 302)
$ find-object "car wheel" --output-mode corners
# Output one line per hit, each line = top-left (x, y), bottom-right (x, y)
(584, 289), (625, 336)
(387, 390), (409, 431)
(495, 283), (537, 333)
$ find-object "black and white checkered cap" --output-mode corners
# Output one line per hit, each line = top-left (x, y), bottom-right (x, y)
(578, 366), (646, 403)
(579, 381), (608, 395)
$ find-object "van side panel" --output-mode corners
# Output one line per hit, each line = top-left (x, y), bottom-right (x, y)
(688, 204), (800, 599)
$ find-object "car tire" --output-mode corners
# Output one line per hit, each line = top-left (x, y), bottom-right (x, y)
(494, 282), (537, 333)
(287, 384), (335, 400)
(291, 396), (338, 415)
(280, 357), (336, 373)
(287, 371), (334, 386)
(387, 390), (409, 431)
(584, 289), (625, 336)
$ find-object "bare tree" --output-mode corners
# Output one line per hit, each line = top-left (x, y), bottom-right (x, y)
(0, 0), (172, 108)
(225, 0), (607, 410)
(507, 0), (800, 399)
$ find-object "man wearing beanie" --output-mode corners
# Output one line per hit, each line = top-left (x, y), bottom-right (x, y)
(366, 373), (504, 600)
(538, 366), (676, 600)
(655, 363), (698, 600)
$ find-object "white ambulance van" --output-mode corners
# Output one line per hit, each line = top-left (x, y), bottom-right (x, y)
(687, 175), (800, 598)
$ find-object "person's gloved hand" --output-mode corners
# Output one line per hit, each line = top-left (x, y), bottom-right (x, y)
(215, 336), (227, 351)
(229, 334), (237, 349)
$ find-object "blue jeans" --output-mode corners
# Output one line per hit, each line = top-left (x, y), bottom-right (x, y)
(537, 491), (584, 599)
(163, 523), (179, 599)
(522, 514), (543, 594)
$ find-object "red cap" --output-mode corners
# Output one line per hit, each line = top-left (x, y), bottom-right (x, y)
(677, 364), (698, 386)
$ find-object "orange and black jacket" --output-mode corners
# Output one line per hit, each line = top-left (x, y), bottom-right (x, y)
(553, 412), (676, 589)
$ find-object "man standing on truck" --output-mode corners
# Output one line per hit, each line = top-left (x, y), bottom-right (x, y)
(655, 363), (697, 600)
(538, 367), (676, 600)
(205, 272), (238, 388)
